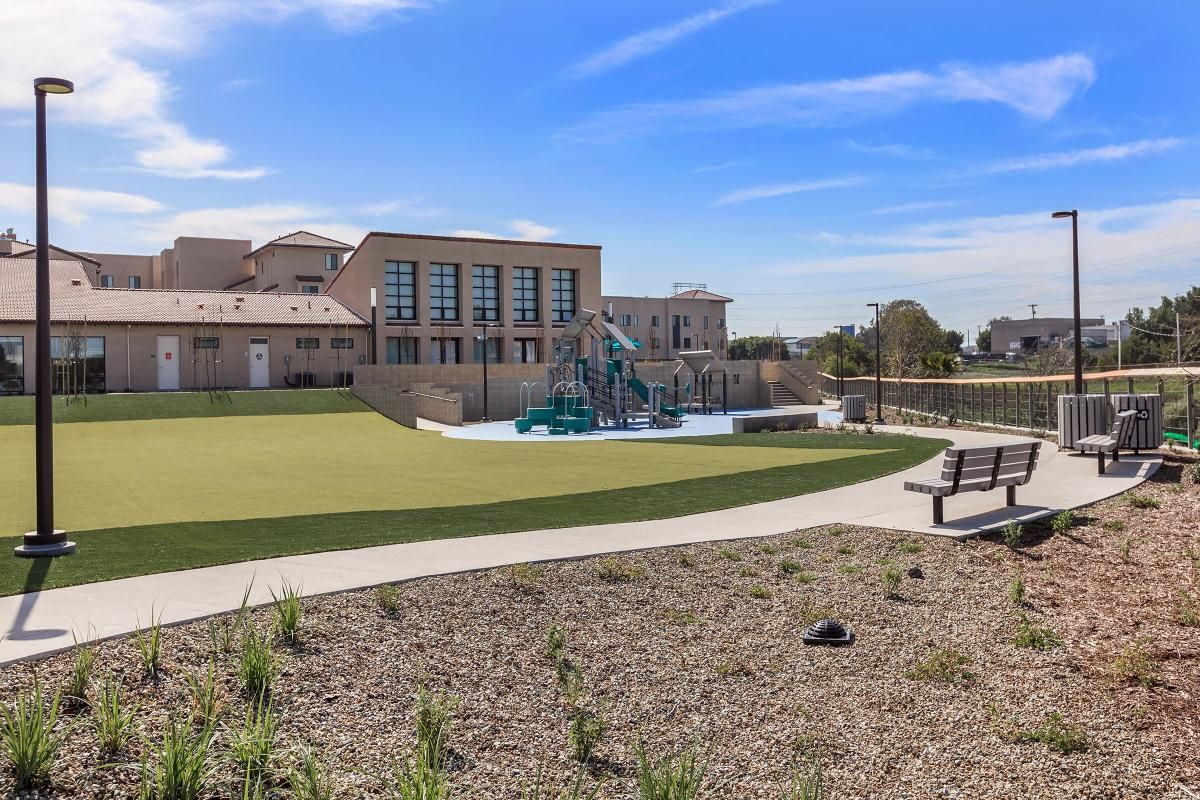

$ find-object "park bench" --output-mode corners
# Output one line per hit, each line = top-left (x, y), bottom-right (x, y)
(904, 440), (1041, 524)
(1076, 410), (1138, 475)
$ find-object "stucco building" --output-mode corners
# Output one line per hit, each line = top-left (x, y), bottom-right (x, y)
(600, 288), (732, 360)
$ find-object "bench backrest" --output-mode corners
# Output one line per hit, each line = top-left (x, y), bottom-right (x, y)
(1111, 409), (1138, 447)
(939, 441), (1041, 492)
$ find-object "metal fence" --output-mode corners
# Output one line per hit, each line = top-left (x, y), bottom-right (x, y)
(821, 372), (1197, 445)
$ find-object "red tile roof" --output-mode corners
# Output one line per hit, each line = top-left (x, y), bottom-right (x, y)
(243, 230), (354, 260)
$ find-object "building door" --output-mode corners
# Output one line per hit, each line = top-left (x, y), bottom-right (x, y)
(249, 337), (270, 388)
(156, 335), (180, 391)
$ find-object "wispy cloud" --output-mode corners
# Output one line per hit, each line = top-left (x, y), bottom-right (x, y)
(0, 182), (163, 225)
(135, 203), (366, 248)
(220, 77), (256, 93)
(564, 53), (1095, 141)
(714, 176), (867, 206)
(358, 198), (445, 218)
(694, 160), (749, 173)
(980, 137), (1182, 174)
(843, 139), (934, 159)
(863, 200), (961, 216)
(565, 0), (772, 79)
(449, 219), (561, 241)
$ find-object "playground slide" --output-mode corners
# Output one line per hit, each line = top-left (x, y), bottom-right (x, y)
(629, 376), (686, 418)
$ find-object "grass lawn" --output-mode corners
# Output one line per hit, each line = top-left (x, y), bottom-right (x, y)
(0, 414), (946, 593)
(0, 388), (367, 425)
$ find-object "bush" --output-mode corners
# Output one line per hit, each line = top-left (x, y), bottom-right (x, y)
(1110, 642), (1161, 687)
(1127, 494), (1160, 510)
(1009, 712), (1089, 754)
(881, 566), (903, 597)
(509, 563), (545, 591)
(1179, 591), (1200, 627)
(596, 557), (645, 582)
(634, 741), (705, 800)
(717, 548), (743, 562)
(134, 607), (163, 679)
(746, 585), (772, 599)
(64, 636), (96, 708)
(905, 649), (975, 685)
(94, 676), (138, 755)
(777, 759), (822, 800)
(897, 541), (923, 555)
(1011, 614), (1062, 650)
(415, 687), (457, 770)
(138, 714), (214, 800)
(185, 660), (224, 725)
(287, 747), (333, 800)
(665, 610), (700, 626)
(1103, 519), (1126, 532)
(238, 626), (276, 699)
(270, 579), (303, 645)
(1008, 574), (1026, 605)
(0, 681), (69, 790)
(230, 694), (279, 787)
(385, 745), (451, 800)
(568, 708), (606, 763)
(1050, 509), (1074, 535)
(1001, 520), (1023, 548)
(374, 585), (403, 615)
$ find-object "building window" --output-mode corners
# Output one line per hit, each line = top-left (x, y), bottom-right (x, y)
(683, 315), (691, 328)
(325, 253), (339, 271)
(651, 337), (661, 350)
(717, 318), (725, 330)
(430, 263), (460, 321)
(512, 267), (539, 322)
(431, 337), (459, 364)
(386, 337), (418, 364)
(296, 337), (320, 349)
(619, 314), (632, 326)
(100, 275), (114, 288)
(384, 261), (417, 321)
(301, 285), (319, 294)
(128, 276), (141, 289)
(194, 337), (220, 349)
(703, 316), (709, 330)
(472, 265), (500, 322)
(551, 269), (576, 323)
(671, 315), (681, 350)
(513, 338), (540, 363)
(0, 336), (24, 394)
(50, 336), (105, 393)
(733, 374), (741, 385)
(651, 315), (660, 327)
(473, 336), (503, 364)
(330, 337), (354, 349)
(683, 336), (692, 349)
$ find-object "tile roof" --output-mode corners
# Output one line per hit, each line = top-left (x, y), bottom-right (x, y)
(243, 230), (354, 259)
(669, 289), (733, 302)
(2, 245), (102, 267)
(0, 259), (367, 327)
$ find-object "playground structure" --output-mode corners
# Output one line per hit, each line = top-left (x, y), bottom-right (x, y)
(515, 309), (727, 435)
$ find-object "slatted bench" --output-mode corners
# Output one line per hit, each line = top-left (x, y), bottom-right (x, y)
(1077, 410), (1137, 475)
(904, 440), (1041, 524)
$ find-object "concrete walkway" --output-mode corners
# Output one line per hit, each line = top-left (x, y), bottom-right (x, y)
(0, 426), (1158, 666)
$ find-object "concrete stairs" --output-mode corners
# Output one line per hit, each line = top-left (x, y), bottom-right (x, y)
(767, 381), (803, 406)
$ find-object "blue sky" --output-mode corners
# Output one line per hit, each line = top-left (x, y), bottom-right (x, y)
(2, 1), (1199, 339)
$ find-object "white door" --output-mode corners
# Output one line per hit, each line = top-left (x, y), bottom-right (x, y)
(249, 337), (270, 388)
(156, 335), (180, 391)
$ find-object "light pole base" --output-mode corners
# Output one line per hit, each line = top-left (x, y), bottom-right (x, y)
(14, 530), (76, 558)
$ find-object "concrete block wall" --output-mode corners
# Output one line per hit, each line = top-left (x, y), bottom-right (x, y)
(351, 385), (417, 428)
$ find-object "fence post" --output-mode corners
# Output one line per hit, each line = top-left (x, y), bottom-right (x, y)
(1027, 383), (1034, 429)
(1127, 377), (1134, 394)
(1188, 380), (1196, 451)
(1103, 378), (1111, 428)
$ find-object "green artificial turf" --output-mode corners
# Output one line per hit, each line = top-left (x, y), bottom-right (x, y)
(0, 431), (947, 595)
(0, 389), (367, 425)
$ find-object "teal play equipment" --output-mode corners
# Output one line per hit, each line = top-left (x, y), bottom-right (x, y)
(515, 380), (593, 435)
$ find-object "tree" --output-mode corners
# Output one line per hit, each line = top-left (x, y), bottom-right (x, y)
(1125, 286), (1200, 365)
(806, 331), (871, 376)
(976, 327), (992, 352)
(919, 351), (961, 378)
(728, 335), (789, 361)
(878, 300), (946, 381)
(943, 330), (964, 354)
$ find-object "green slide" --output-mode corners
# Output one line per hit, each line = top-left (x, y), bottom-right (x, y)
(629, 376), (686, 418)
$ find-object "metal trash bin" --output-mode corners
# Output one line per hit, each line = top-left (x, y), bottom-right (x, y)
(842, 394), (867, 422)
(1110, 394), (1163, 451)
(1058, 394), (1108, 449)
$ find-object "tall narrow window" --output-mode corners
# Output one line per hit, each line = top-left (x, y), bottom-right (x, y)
(0, 336), (24, 394)
(128, 276), (141, 289)
(430, 263), (460, 321)
(384, 261), (416, 321)
(512, 267), (539, 322)
(551, 269), (576, 323)
(513, 338), (540, 363)
(100, 275), (114, 288)
(325, 253), (339, 270)
(386, 337), (418, 364)
(473, 336), (503, 364)
(472, 265), (500, 322)
(431, 337), (460, 364)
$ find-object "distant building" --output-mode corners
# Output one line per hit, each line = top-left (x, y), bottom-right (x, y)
(600, 288), (732, 360)
(990, 316), (1105, 355)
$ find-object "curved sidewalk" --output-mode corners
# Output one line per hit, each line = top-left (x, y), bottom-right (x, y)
(0, 426), (1159, 666)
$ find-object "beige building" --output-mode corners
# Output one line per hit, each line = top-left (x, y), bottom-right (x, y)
(325, 232), (602, 366)
(601, 288), (732, 360)
(243, 231), (354, 294)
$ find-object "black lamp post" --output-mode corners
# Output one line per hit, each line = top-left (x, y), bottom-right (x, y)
(834, 326), (844, 398)
(867, 303), (883, 423)
(18, 77), (76, 558)
(1051, 209), (1084, 394)
(475, 323), (499, 421)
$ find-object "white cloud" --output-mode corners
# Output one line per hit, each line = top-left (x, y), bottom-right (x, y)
(359, 198), (445, 218)
(863, 200), (961, 216)
(980, 137), (1182, 174)
(0, 1), (433, 180)
(693, 161), (748, 173)
(564, 53), (1095, 141)
(0, 182), (163, 225)
(714, 176), (867, 206)
(448, 220), (561, 242)
(220, 77), (256, 93)
(566, 0), (772, 79)
(135, 204), (365, 249)
(449, 229), (501, 239)
(843, 139), (934, 159)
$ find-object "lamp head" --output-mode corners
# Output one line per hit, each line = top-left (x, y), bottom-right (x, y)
(1051, 210), (1075, 219)
(34, 77), (74, 95)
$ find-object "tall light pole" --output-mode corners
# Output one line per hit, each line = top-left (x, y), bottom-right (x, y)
(18, 77), (76, 558)
(867, 303), (883, 423)
(475, 322), (499, 421)
(1051, 209), (1084, 394)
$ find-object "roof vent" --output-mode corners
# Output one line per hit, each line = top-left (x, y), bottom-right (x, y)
(235, 296), (245, 302)
(197, 303), (204, 310)
(290, 305), (298, 311)
(70, 278), (82, 286)
(233, 304), (241, 310)
(801, 618), (854, 647)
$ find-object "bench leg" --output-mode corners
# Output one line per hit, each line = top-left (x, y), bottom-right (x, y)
(933, 496), (944, 525)
(1113, 450), (1120, 463)
(1006, 485), (1016, 507)
(1097, 451), (1106, 475)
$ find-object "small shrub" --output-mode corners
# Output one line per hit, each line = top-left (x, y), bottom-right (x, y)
(715, 660), (755, 677)
(905, 649), (975, 685)
(137, 714), (214, 800)
(837, 565), (863, 576)
(568, 708), (606, 763)
(238, 626), (276, 699)
(1008, 573), (1026, 605)
(270, 579), (303, 645)
(545, 623), (568, 665)
(746, 585), (772, 599)
(385, 745), (451, 800)
(134, 607), (163, 679)
(791, 538), (813, 550)
(287, 747), (333, 800)
(1009, 712), (1089, 754)
(1127, 494), (1160, 510)
(1001, 520), (1023, 548)
(1190, 461), (1200, 484)
(374, 585), (403, 616)
(230, 694), (279, 786)
(1103, 519), (1126, 532)
(759, 544), (779, 556)
(209, 581), (256, 656)
(0, 681), (68, 790)
(596, 557), (644, 582)
(778, 559), (804, 576)
(185, 660), (224, 725)
(777, 759), (822, 800)
(881, 566), (903, 597)
(634, 741), (705, 800)
(738, 566), (760, 578)
(826, 525), (845, 537)
(520, 767), (602, 800)
(1110, 642), (1161, 687)
(1011, 614), (1062, 650)
(510, 563), (545, 591)
(1119, 537), (1134, 563)
(93, 676), (137, 755)
(64, 635), (96, 708)
(834, 544), (855, 556)
(415, 686), (458, 769)
(898, 541), (923, 555)
(665, 610), (699, 626)
(676, 553), (695, 568)
(717, 548), (743, 562)
(1050, 509), (1074, 535)
(1178, 591), (1200, 627)
(794, 601), (837, 627)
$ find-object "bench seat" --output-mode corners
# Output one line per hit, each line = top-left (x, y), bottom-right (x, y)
(903, 440), (1041, 524)
(1076, 410), (1137, 474)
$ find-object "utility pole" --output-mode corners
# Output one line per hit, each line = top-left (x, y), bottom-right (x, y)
(1177, 312), (1182, 365)
(1115, 321), (1122, 370)
(1028, 303), (1038, 319)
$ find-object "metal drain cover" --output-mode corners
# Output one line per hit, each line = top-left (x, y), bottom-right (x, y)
(802, 617), (854, 646)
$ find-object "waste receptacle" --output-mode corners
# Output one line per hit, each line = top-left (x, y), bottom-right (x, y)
(1110, 394), (1163, 451)
(1058, 394), (1108, 449)
(842, 394), (867, 423)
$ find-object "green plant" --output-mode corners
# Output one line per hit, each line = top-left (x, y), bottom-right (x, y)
(665, 610), (699, 625)
(596, 557), (645, 582)
(778, 559), (804, 576)
(209, 580), (256, 655)
(270, 578), (303, 645)
(759, 544), (779, 556)
(230, 694), (279, 786)
(837, 565), (863, 575)
(777, 759), (822, 799)
(184, 659), (224, 724)
(1008, 573), (1026, 605)
(545, 622), (567, 665)
(717, 548), (743, 562)
(676, 553), (695, 568)
(0, 681), (69, 790)
(897, 541), (923, 555)
(834, 544), (855, 556)
(134, 607), (163, 679)
(1178, 591), (1200, 627)
(137, 714), (214, 800)
(881, 566), (903, 597)
(568, 707), (606, 763)
(1103, 519), (1126, 532)
(1127, 494), (1160, 510)
(634, 741), (705, 800)
(738, 566), (760, 578)
(415, 686), (457, 770)
(374, 584), (403, 616)
(93, 676), (138, 755)
(520, 766), (603, 800)
(1008, 712), (1089, 754)
(287, 747), (333, 800)
(384, 744), (451, 800)
(826, 525), (844, 537)
(238, 626), (276, 699)
(1119, 537), (1133, 563)
(510, 562), (545, 591)
(1049, 509), (1075, 535)
(791, 538), (813, 550)
(905, 649), (975, 685)
(64, 634), (96, 708)
(1001, 520), (1023, 548)
(1110, 641), (1161, 687)
(1011, 614), (1062, 650)
(746, 585), (772, 599)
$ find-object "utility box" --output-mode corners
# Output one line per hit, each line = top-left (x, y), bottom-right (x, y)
(1110, 394), (1163, 451)
(1058, 394), (1108, 449)
(842, 394), (867, 423)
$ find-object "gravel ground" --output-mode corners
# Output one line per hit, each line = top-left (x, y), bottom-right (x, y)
(0, 456), (1195, 799)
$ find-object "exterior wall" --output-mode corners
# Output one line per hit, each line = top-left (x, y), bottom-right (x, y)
(327, 234), (603, 370)
(991, 317), (1105, 354)
(173, 237), (253, 291)
(0, 322), (369, 394)
(601, 295), (730, 359)
(80, 252), (157, 290)
(251, 247), (345, 294)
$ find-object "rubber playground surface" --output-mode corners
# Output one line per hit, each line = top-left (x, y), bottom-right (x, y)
(0, 411), (893, 535)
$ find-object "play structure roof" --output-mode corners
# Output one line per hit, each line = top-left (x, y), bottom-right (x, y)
(677, 349), (727, 374)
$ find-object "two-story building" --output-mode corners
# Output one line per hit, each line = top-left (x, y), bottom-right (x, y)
(600, 288), (732, 360)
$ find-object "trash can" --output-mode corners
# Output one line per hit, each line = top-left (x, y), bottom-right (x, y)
(1110, 394), (1163, 451)
(842, 394), (867, 422)
(1058, 394), (1108, 449)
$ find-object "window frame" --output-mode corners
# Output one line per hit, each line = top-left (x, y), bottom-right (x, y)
(295, 337), (320, 350)
(330, 337), (355, 349)
(384, 261), (417, 322)
(386, 336), (419, 364)
(324, 253), (339, 271)
(429, 263), (460, 322)
(512, 267), (539, 323)
(551, 268), (577, 324)
(0, 336), (25, 395)
(471, 264), (501, 322)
